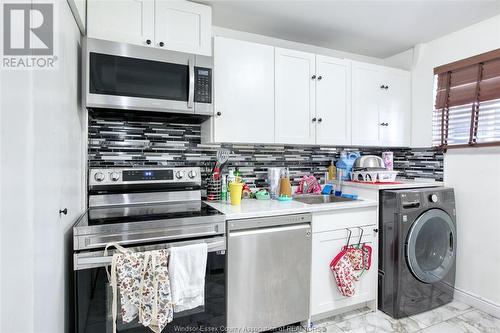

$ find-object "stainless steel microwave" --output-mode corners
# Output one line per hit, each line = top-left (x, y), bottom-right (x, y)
(83, 38), (213, 116)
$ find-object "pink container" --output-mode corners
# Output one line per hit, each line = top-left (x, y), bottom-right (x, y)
(382, 151), (394, 171)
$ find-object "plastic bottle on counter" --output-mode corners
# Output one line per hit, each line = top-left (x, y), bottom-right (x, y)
(234, 167), (242, 183)
(221, 175), (228, 201)
(336, 150), (360, 181)
(227, 169), (235, 202)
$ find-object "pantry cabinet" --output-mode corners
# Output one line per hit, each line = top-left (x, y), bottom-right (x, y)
(212, 37), (275, 143)
(275, 48), (316, 144)
(310, 207), (378, 319)
(87, 0), (212, 55)
(352, 62), (411, 147)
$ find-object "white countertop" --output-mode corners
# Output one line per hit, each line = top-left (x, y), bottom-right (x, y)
(205, 197), (378, 220)
(343, 179), (444, 190)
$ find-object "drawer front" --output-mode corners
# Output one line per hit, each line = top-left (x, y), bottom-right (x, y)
(312, 206), (377, 233)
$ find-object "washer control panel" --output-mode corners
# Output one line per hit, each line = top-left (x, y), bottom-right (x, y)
(89, 167), (201, 186)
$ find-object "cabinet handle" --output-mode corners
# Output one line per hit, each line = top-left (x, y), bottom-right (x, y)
(216, 111), (222, 116)
(385, 85), (389, 90)
(317, 75), (322, 80)
(312, 117), (317, 122)
(380, 122), (389, 126)
(311, 75), (316, 80)
(373, 228), (379, 233)
(146, 39), (152, 45)
(159, 41), (165, 47)
(380, 85), (385, 89)
(317, 118), (322, 123)
(59, 208), (68, 216)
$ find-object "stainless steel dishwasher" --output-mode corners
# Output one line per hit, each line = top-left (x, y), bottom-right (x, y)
(227, 213), (312, 331)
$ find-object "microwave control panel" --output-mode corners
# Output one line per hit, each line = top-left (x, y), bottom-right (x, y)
(194, 67), (212, 104)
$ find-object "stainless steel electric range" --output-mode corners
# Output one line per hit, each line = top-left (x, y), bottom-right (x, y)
(73, 167), (226, 333)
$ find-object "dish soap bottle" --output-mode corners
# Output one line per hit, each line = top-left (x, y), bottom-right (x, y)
(279, 168), (292, 197)
(327, 159), (336, 181)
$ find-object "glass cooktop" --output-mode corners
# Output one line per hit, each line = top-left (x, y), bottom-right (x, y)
(85, 201), (223, 226)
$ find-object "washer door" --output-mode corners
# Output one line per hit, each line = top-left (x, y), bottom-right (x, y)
(406, 209), (456, 283)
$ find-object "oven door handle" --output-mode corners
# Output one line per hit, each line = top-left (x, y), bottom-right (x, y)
(74, 237), (226, 270)
(187, 57), (195, 109)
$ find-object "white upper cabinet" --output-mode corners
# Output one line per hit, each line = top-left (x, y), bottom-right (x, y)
(275, 48), (316, 145)
(87, 0), (212, 55)
(213, 37), (275, 144)
(352, 62), (411, 147)
(379, 69), (411, 146)
(87, 0), (154, 47)
(352, 63), (382, 146)
(315, 56), (351, 146)
(155, 1), (212, 55)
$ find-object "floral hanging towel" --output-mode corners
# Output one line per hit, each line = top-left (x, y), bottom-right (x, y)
(105, 243), (174, 333)
(139, 250), (174, 333)
(329, 248), (356, 297)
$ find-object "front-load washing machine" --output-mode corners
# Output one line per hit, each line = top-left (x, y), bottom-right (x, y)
(378, 187), (457, 319)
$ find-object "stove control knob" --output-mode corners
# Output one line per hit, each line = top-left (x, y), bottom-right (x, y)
(429, 194), (438, 203)
(110, 172), (120, 182)
(175, 170), (185, 179)
(94, 172), (105, 182)
(188, 170), (197, 179)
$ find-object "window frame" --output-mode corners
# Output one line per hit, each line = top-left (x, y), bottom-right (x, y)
(433, 48), (500, 150)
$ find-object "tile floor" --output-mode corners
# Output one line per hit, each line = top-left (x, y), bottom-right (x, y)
(305, 301), (500, 332)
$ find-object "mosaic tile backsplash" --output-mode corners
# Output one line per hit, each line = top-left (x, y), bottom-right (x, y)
(88, 110), (443, 188)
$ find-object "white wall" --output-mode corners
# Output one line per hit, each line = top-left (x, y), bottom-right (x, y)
(411, 15), (500, 148)
(0, 1), (84, 332)
(407, 15), (500, 316)
(445, 148), (500, 315)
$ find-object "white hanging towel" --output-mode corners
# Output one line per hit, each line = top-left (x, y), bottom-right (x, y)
(168, 243), (208, 312)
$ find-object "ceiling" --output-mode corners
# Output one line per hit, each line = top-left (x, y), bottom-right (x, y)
(197, 0), (500, 58)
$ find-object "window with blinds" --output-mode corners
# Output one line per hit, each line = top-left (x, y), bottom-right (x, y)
(433, 49), (500, 149)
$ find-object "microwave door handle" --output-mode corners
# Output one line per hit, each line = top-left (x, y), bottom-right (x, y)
(188, 58), (194, 109)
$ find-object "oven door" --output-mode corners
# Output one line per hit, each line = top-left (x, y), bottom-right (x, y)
(74, 236), (226, 333)
(84, 38), (212, 116)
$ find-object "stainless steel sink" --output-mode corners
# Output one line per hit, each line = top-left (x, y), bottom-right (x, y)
(293, 194), (358, 205)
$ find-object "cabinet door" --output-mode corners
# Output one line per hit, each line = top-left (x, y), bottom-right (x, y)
(275, 48), (316, 144)
(379, 69), (411, 147)
(316, 56), (351, 145)
(311, 228), (377, 316)
(213, 37), (274, 143)
(351, 63), (382, 146)
(87, 0), (154, 47)
(155, 0), (212, 55)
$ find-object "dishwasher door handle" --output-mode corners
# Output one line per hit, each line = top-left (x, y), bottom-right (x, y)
(229, 223), (311, 237)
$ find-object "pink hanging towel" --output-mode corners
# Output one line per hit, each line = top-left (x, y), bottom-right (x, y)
(295, 175), (322, 194)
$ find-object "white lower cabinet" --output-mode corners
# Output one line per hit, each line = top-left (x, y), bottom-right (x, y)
(310, 208), (378, 319)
